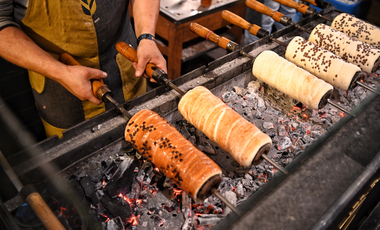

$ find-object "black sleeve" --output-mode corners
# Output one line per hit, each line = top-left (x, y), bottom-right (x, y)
(0, 0), (21, 31)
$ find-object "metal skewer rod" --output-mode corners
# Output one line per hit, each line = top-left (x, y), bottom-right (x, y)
(163, 79), (186, 96)
(317, 13), (333, 22)
(212, 189), (243, 216)
(271, 37), (288, 47)
(355, 81), (380, 95)
(105, 94), (132, 120)
(240, 50), (255, 61)
(0, 150), (23, 192)
(327, 99), (356, 117)
(291, 23), (313, 34)
(261, 154), (289, 175)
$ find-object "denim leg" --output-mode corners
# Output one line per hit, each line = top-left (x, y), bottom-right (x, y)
(244, 6), (263, 45)
(274, 0), (298, 31)
(244, 30), (259, 45)
(261, 0), (280, 34)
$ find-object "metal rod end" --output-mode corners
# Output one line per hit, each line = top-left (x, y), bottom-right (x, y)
(212, 189), (243, 216)
(327, 99), (356, 117)
(261, 154), (289, 175)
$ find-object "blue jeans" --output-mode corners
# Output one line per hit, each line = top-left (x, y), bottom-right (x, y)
(244, 0), (298, 45)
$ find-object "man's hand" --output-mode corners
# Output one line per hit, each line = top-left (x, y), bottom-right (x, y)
(0, 27), (107, 104)
(59, 65), (108, 105)
(133, 39), (167, 82)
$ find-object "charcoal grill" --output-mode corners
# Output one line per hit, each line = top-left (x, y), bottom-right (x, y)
(1, 5), (380, 230)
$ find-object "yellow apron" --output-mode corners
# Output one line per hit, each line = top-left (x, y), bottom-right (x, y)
(21, 0), (146, 138)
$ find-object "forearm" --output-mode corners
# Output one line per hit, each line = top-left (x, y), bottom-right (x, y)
(0, 26), (66, 82)
(0, 26), (106, 104)
(130, 0), (160, 37)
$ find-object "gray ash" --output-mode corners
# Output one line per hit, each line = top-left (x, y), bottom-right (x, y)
(172, 73), (380, 229)
(51, 72), (380, 230)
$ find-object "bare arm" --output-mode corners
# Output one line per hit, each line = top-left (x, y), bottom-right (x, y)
(130, 0), (167, 80)
(0, 26), (106, 104)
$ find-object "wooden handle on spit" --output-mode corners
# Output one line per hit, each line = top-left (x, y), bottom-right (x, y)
(26, 192), (66, 230)
(301, 0), (318, 6)
(116, 42), (156, 78)
(272, 0), (310, 14)
(59, 53), (105, 99)
(189, 23), (231, 50)
(246, 0), (284, 22)
(221, 10), (262, 37)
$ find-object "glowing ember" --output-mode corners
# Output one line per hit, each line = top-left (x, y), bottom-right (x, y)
(292, 106), (302, 113)
(100, 213), (110, 222)
(154, 167), (159, 172)
(302, 113), (309, 119)
(127, 214), (139, 226)
(59, 207), (67, 215)
(173, 188), (182, 197)
(118, 193), (133, 204)
(339, 112), (345, 117)
(150, 188), (158, 194)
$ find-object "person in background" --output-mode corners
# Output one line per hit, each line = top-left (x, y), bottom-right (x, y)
(0, 0), (166, 138)
(244, 0), (299, 45)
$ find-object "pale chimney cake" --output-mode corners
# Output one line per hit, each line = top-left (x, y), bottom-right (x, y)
(252, 50), (334, 110)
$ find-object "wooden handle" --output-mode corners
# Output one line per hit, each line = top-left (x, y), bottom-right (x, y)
(301, 0), (318, 6)
(246, 0), (284, 22)
(26, 192), (66, 230)
(116, 42), (156, 78)
(189, 23), (231, 50)
(59, 53), (81, 66)
(272, 0), (310, 14)
(59, 53), (105, 99)
(221, 10), (262, 36)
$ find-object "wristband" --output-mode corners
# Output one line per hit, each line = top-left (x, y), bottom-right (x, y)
(137, 33), (156, 45)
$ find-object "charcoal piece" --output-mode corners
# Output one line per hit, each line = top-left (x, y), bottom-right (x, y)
(223, 190), (237, 215)
(79, 176), (99, 205)
(257, 97), (266, 112)
(85, 162), (103, 182)
(277, 137), (292, 150)
(263, 122), (274, 130)
(235, 182), (244, 198)
(179, 126), (191, 139)
(151, 214), (165, 227)
(106, 217), (124, 230)
(233, 86), (246, 96)
(100, 194), (132, 220)
(156, 174), (167, 191)
(104, 161), (118, 180)
(103, 158), (136, 198)
(197, 141), (215, 155)
(129, 181), (141, 200)
(277, 125), (287, 136)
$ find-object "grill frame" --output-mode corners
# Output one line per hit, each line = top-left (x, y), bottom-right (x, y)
(1, 5), (380, 229)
